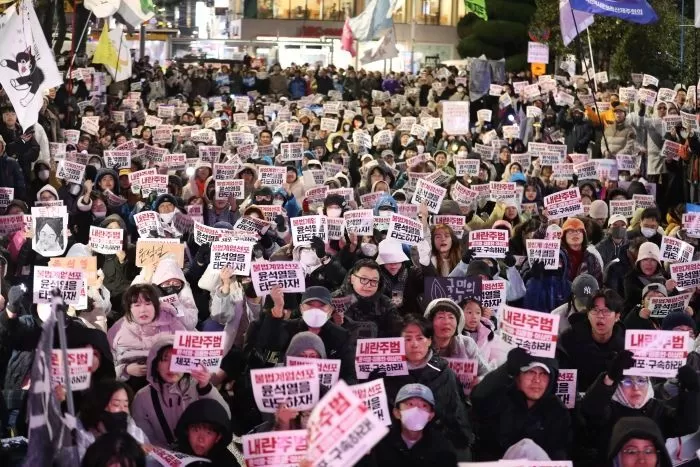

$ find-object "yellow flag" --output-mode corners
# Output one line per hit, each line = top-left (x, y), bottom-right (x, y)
(92, 23), (118, 67)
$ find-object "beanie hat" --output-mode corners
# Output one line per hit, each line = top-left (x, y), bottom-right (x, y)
(37, 184), (59, 201)
(466, 259), (492, 279)
(662, 312), (696, 332)
(636, 242), (661, 264)
(286, 331), (327, 359)
(589, 200), (609, 219)
(562, 217), (585, 232)
(424, 298), (462, 335)
(502, 438), (551, 461)
(641, 282), (667, 299)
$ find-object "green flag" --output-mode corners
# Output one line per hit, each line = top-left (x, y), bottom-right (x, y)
(465, 0), (488, 21)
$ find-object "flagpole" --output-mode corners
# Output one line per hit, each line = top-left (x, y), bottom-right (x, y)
(569, 6), (609, 153)
(67, 11), (93, 79)
(586, 30), (596, 93)
(52, 290), (76, 417)
(115, 27), (124, 79)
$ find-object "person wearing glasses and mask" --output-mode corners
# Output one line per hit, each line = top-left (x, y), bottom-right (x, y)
(577, 350), (700, 467)
(331, 259), (402, 338)
(557, 289), (626, 392)
(607, 417), (673, 467)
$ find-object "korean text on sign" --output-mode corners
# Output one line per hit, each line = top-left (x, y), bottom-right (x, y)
(287, 356), (341, 388)
(670, 260), (700, 289)
(169, 331), (225, 373)
(350, 378), (392, 426)
(499, 306), (560, 358)
(411, 179), (446, 214)
(481, 279), (507, 310)
(526, 239), (561, 270)
(242, 430), (308, 467)
(355, 338), (408, 379)
(210, 241), (254, 275)
(624, 330), (689, 378)
(51, 348), (93, 391)
(544, 188), (583, 220)
(386, 213), (424, 246)
(660, 236), (694, 263)
(469, 229), (508, 258)
(33, 267), (85, 305)
(648, 294), (692, 319)
(556, 369), (577, 409)
(445, 358), (478, 396)
(250, 364), (319, 413)
(251, 261), (306, 296)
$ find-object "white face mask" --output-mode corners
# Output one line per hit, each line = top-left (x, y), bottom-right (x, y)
(273, 136), (283, 146)
(457, 150), (468, 157)
(160, 212), (175, 224)
(93, 210), (107, 218)
(273, 199), (284, 206)
(302, 307), (329, 328)
(327, 207), (342, 218)
(299, 249), (320, 267)
(641, 227), (656, 238)
(38, 169), (50, 181)
(69, 183), (81, 195)
(400, 407), (431, 431)
(361, 243), (378, 257)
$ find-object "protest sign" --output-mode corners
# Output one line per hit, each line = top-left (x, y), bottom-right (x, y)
(344, 209), (375, 235)
(135, 239), (185, 268)
(133, 210), (162, 238)
(660, 236), (694, 263)
(0, 187), (13, 209)
(454, 156), (481, 177)
(280, 142), (304, 161)
(648, 294), (692, 319)
(433, 215), (466, 239)
(544, 187), (583, 220)
(287, 357), (341, 388)
(250, 364), (319, 413)
(33, 267), (85, 305)
(193, 221), (231, 245)
(661, 140), (683, 161)
(683, 212), (700, 238)
(139, 174), (168, 197)
(355, 338), (408, 380)
(304, 186), (329, 204)
(103, 150), (131, 169)
(387, 213), (424, 246)
(610, 199), (635, 218)
(624, 329), (689, 378)
(57, 160), (85, 184)
(526, 239), (561, 270)
(291, 215), (327, 245)
(31, 207), (68, 257)
(242, 430), (308, 467)
(445, 358), (478, 396)
(258, 166), (286, 186)
(411, 179), (446, 214)
(51, 348), (93, 391)
(441, 101), (470, 135)
(574, 161), (597, 180)
(422, 277), (483, 307)
(215, 179), (244, 200)
(489, 182), (518, 204)
(88, 226), (123, 255)
(595, 159), (619, 181)
(350, 379), (392, 426)
(552, 163), (575, 181)
(210, 241), (254, 275)
(481, 279), (507, 311)
(306, 381), (388, 467)
(633, 194), (656, 211)
(169, 331), (226, 373)
(251, 261), (306, 295)
(213, 163), (241, 181)
(48, 256), (97, 287)
(451, 181), (480, 205)
(671, 260), (700, 289)
(148, 446), (210, 467)
(359, 191), (385, 209)
(469, 229), (508, 258)
(556, 369), (577, 409)
(499, 306), (560, 358)
(616, 154), (639, 172)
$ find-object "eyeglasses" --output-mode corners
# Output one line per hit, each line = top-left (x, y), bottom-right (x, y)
(621, 377), (648, 388)
(590, 307), (615, 316)
(622, 447), (658, 457)
(353, 274), (379, 287)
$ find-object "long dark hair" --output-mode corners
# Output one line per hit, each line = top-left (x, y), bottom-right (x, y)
(79, 380), (134, 431)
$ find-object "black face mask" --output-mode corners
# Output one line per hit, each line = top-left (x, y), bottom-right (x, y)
(159, 285), (183, 296)
(101, 411), (128, 433)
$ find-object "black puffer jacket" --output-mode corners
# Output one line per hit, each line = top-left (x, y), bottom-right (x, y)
(383, 352), (472, 461)
(471, 358), (571, 461)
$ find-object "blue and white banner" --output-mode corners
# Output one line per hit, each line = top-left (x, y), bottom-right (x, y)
(569, 0), (658, 25)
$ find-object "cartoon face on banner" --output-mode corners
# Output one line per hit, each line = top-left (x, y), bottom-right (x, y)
(0, 47), (44, 107)
(84, 0), (120, 18)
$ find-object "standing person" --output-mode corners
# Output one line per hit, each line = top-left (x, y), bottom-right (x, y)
(471, 348), (571, 461)
(0, 135), (26, 202)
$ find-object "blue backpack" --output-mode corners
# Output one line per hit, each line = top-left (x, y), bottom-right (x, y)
(523, 250), (572, 313)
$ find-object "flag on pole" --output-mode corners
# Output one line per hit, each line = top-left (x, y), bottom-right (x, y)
(569, 0), (657, 24)
(560, 0), (594, 46)
(348, 0), (397, 41)
(464, 0), (488, 21)
(695, 0), (700, 27)
(340, 17), (357, 57)
(92, 24), (132, 82)
(0, 0), (62, 131)
(360, 29), (399, 65)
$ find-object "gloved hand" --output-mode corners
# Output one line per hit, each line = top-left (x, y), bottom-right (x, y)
(677, 365), (700, 391)
(310, 236), (326, 259)
(195, 244), (211, 266)
(274, 214), (286, 233)
(462, 248), (475, 264)
(503, 251), (516, 268)
(530, 259), (545, 278)
(606, 350), (635, 382)
(367, 367), (387, 381)
(506, 347), (533, 377)
(7, 285), (25, 313)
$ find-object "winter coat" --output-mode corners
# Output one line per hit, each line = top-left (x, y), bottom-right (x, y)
(131, 335), (229, 448)
(0, 153), (26, 202)
(152, 257), (200, 330)
(471, 360), (571, 461)
(268, 73), (288, 96)
(464, 318), (512, 369)
(383, 352), (472, 460)
(360, 424), (458, 467)
(577, 373), (700, 466)
(289, 77), (307, 99)
(623, 268), (665, 314)
(558, 109), (593, 154)
(175, 399), (236, 466)
(251, 312), (357, 384)
(561, 247), (603, 286)
(606, 416), (672, 467)
(603, 121), (636, 156)
(595, 235), (628, 268)
(556, 317), (626, 391)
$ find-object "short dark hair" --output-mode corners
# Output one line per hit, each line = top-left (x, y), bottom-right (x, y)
(81, 432), (146, 467)
(123, 284), (161, 322)
(352, 258), (381, 276)
(641, 207), (661, 223)
(401, 316), (434, 339)
(587, 288), (624, 314)
(79, 380), (134, 430)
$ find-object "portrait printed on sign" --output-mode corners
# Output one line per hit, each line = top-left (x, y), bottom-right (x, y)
(32, 216), (66, 257)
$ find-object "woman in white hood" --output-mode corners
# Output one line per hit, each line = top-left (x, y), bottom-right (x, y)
(151, 257), (200, 330)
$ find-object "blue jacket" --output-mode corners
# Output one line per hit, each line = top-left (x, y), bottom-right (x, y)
(289, 78), (307, 100)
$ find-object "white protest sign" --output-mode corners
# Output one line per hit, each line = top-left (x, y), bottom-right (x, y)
(133, 211), (162, 238)
(258, 166), (286, 186)
(441, 101), (470, 135)
(527, 41), (549, 63)
(526, 239), (561, 270)
(469, 229), (508, 258)
(343, 209), (374, 236)
(210, 241), (254, 275)
(574, 161), (598, 180)
(642, 74), (659, 87)
(633, 194), (655, 211)
(610, 199), (635, 218)
(88, 226), (123, 255)
(648, 294), (692, 319)
(387, 213), (424, 246)
(33, 267), (85, 305)
(213, 163), (240, 181)
(661, 140), (683, 161)
(291, 215), (327, 246)
(57, 160), (85, 184)
(103, 150), (131, 169)
(454, 157), (480, 177)
(683, 212), (700, 238)
(624, 329), (689, 378)
(481, 279), (507, 310)
(215, 179), (244, 200)
(287, 357), (341, 388)
(355, 338), (408, 379)
(499, 306), (560, 358)
(350, 378), (392, 426)
(251, 261), (306, 296)
(411, 179), (446, 214)
(489, 181), (518, 204)
(193, 221), (230, 246)
(660, 236), (695, 263)
(670, 260), (700, 289)
(169, 331), (226, 373)
(251, 364), (319, 413)
(51, 348), (93, 391)
(242, 430), (308, 467)
(148, 446), (210, 467)
(556, 369), (577, 409)
(280, 142), (304, 162)
(544, 187), (583, 220)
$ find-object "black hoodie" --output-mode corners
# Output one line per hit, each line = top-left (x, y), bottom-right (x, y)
(607, 416), (672, 467)
(175, 399), (236, 467)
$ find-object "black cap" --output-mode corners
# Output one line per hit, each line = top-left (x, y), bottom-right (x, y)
(301, 286), (332, 305)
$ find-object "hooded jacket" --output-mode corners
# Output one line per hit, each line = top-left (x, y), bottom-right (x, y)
(152, 257), (200, 330)
(463, 318), (512, 370)
(96, 214), (137, 308)
(175, 399), (236, 466)
(606, 416), (673, 467)
(94, 168), (120, 196)
(131, 335), (229, 448)
(629, 102), (667, 176)
(471, 358), (570, 461)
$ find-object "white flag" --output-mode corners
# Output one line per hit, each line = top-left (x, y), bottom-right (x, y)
(106, 25), (132, 82)
(696, 0), (700, 27)
(360, 29), (399, 65)
(0, 0), (62, 131)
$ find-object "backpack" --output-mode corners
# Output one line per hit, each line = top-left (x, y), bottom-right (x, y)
(523, 250), (572, 313)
